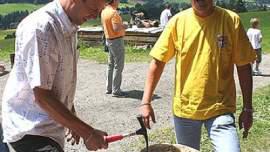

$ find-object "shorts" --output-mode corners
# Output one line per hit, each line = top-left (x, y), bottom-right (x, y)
(255, 48), (262, 63)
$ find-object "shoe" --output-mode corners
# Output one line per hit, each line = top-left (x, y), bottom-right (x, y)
(257, 70), (262, 75)
(106, 90), (112, 94)
(112, 91), (128, 97)
(252, 70), (262, 76)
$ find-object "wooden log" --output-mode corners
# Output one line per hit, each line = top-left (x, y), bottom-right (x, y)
(78, 26), (162, 45)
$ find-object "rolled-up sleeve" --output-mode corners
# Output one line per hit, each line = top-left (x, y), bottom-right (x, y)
(150, 17), (177, 63)
(23, 24), (58, 90)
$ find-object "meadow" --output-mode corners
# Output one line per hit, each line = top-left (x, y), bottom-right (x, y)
(0, 3), (43, 15)
(0, 2), (132, 16)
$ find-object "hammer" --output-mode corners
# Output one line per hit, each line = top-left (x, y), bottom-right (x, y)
(104, 115), (149, 151)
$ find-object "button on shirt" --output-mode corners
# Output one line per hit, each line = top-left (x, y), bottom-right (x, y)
(2, 0), (79, 148)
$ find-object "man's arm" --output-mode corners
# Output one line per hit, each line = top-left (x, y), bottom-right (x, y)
(140, 58), (165, 129)
(237, 64), (253, 109)
(112, 22), (128, 32)
(236, 63), (253, 138)
(33, 88), (108, 150)
(112, 11), (128, 32)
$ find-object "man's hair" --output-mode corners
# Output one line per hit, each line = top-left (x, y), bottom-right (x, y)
(250, 18), (259, 28)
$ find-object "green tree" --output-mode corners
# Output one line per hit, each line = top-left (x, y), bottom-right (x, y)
(142, 0), (164, 19)
(235, 0), (247, 12)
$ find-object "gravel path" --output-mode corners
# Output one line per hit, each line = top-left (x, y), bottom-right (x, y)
(0, 54), (270, 152)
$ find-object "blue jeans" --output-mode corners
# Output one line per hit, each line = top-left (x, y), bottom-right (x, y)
(174, 113), (240, 152)
(0, 123), (9, 152)
(106, 38), (125, 94)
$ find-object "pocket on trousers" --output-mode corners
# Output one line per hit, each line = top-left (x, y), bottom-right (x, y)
(212, 114), (235, 127)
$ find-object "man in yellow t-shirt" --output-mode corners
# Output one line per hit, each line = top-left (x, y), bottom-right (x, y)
(101, 0), (128, 97)
(139, 0), (256, 151)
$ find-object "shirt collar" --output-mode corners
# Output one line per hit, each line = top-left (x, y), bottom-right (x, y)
(54, 0), (78, 37)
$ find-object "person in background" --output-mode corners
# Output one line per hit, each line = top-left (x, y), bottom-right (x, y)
(101, 0), (128, 97)
(1, 0), (108, 151)
(139, 0), (256, 151)
(247, 18), (263, 75)
(160, 4), (172, 27)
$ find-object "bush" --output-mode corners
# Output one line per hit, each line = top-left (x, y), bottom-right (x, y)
(4, 32), (15, 39)
(235, 0), (247, 13)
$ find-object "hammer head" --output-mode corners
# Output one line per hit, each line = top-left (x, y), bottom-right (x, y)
(136, 115), (148, 152)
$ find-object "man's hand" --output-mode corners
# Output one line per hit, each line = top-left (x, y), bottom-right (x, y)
(238, 109), (253, 138)
(139, 104), (156, 129)
(66, 129), (80, 145)
(84, 129), (108, 151)
(123, 21), (129, 29)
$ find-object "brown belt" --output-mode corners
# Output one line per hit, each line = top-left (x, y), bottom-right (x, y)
(107, 36), (123, 40)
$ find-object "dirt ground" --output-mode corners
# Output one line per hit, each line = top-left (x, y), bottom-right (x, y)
(0, 54), (270, 152)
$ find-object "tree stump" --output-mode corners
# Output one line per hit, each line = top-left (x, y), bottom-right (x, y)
(141, 144), (199, 152)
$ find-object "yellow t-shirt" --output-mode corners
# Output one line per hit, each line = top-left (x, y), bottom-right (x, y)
(101, 5), (125, 39)
(150, 7), (256, 120)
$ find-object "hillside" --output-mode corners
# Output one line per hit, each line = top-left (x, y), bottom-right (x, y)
(0, 3), (43, 15)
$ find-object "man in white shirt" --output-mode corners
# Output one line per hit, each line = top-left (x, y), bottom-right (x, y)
(247, 18), (263, 75)
(1, 0), (108, 151)
(160, 4), (172, 27)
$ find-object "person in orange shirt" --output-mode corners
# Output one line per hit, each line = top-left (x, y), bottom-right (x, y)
(101, 0), (128, 97)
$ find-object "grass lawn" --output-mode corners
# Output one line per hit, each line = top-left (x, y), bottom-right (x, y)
(0, 30), (15, 61)
(124, 85), (270, 152)
(79, 42), (151, 63)
(0, 3), (43, 15)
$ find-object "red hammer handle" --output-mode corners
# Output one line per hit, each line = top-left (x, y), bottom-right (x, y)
(104, 134), (124, 143)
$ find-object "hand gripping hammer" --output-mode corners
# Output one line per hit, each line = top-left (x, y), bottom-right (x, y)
(104, 115), (149, 151)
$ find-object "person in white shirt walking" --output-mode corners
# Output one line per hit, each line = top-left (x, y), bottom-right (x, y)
(1, 0), (108, 151)
(247, 18), (263, 75)
(160, 4), (172, 27)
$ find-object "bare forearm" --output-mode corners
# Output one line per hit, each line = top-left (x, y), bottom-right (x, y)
(112, 23), (127, 32)
(237, 64), (253, 109)
(142, 59), (165, 104)
(33, 88), (93, 139)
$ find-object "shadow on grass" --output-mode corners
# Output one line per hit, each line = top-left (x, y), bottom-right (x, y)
(125, 90), (161, 100)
